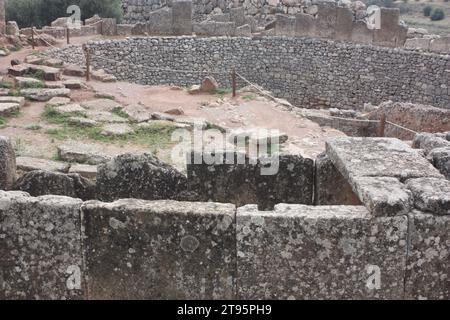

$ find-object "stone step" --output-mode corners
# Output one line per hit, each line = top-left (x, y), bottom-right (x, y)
(0, 96), (25, 108)
(8, 63), (62, 81)
(101, 123), (134, 136)
(0, 103), (20, 117)
(16, 156), (70, 173)
(68, 163), (97, 180)
(57, 142), (112, 165)
(21, 88), (71, 101)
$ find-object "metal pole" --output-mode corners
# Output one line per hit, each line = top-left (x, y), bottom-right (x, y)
(83, 45), (90, 82)
(66, 27), (70, 45)
(232, 67), (236, 98)
(31, 26), (35, 50)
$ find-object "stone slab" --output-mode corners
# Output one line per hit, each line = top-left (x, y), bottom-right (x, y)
(82, 199), (236, 299)
(16, 156), (70, 173)
(172, 0), (192, 36)
(406, 178), (450, 215)
(236, 204), (408, 299)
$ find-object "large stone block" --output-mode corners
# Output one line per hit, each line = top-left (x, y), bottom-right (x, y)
(315, 153), (361, 205)
(374, 8), (402, 47)
(96, 153), (187, 202)
(0, 136), (16, 191)
(275, 14), (296, 37)
(237, 204), (408, 299)
(172, 0), (193, 36)
(405, 211), (450, 300)
(230, 7), (245, 27)
(101, 18), (117, 36)
(430, 36), (450, 53)
(147, 7), (173, 35)
(193, 21), (235, 36)
(335, 7), (353, 41)
(0, 192), (84, 299)
(187, 151), (314, 210)
(429, 147), (450, 180)
(404, 38), (431, 51)
(295, 13), (316, 38)
(83, 199), (236, 299)
(406, 178), (450, 215)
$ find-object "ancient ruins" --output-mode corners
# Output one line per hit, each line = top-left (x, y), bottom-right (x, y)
(0, 0), (449, 300)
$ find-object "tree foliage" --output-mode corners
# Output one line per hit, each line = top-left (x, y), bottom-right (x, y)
(5, 0), (123, 28)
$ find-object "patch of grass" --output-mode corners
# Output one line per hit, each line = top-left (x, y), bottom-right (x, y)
(214, 88), (232, 97)
(26, 69), (45, 80)
(14, 138), (27, 157)
(0, 117), (6, 127)
(8, 90), (21, 97)
(46, 121), (179, 151)
(243, 93), (257, 101)
(111, 107), (129, 119)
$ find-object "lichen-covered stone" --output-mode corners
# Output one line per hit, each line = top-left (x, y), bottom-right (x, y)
(314, 152), (361, 205)
(13, 170), (96, 201)
(16, 156), (70, 173)
(237, 204), (408, 299)
(57, 142), (111, 165)
(96, 153), (187, 202)
(413, 133), (450, 154)
(0, 136), (16, 190)
(405, 211), (450, 300)
(406, 178), (450, 215)
(0, 192), (84, 299)
(429, 147), (450, 180)
(82, 199), (236, 299)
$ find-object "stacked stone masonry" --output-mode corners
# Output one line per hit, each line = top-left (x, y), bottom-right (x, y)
(49, 36), (450, 110)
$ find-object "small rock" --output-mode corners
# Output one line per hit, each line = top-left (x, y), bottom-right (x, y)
(46, 97), (71, 107)
(63, 79), (84, 90)
(188, 85), (201, 95)
(164, 107), (185, 115)
(200, 76), (219, 93)
(0, 103), (20, 117)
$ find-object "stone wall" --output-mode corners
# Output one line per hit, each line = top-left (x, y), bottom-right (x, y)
(0, 0), (5, 34)
(50, 36), (450, 110)
(0, 191), (448, 299)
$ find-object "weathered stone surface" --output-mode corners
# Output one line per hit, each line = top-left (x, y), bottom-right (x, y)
(193, 21), (235, 36)
(15, 76), (44, 88)
(275, 14), (295, 36)
(91, 69), (117, 83)
(429, 147), (450, 180)
(200, 76), (218, 93)
(0, 96), (25, 108)
(16, 156), (70, 173)
(68, 117), (97, 127)
(237, 204), (408, 299)
(101, 123), (134, 136)
(147, 7), (173, 35)
(13, 170), (96, 201)
(230, 7), (245, 27)
(101, 18), (117, 36)
(172, 0), (193, 36)
(69, 164), (97, 180)
(54, 104), (86, 115)
(122, 104), (152, 122)
(151, 112), (175, 121)
(187, 151), (314, 210)
(63, 79), (84, 90)
(295, 13), (316, 37)
(57, 142), (111, 165)
(83, 199), (236, 299)
(46, 96), (71, 107)
(351, 176), (412, 216)
(406, 178), (450, 215)
(63, 65), (85, 77)
(80, 99), (121, 112)
(315, 153), (361, 205)
(405, 211), (450, 300)
(96, 153), (187, 202)
(0, 103), (20, 117)
(0, 192), (84, 299)
(326, 137), (443, 182)
(21, 88), (70, 102)
(235, 24), (251, 37)
(175, 117), (208, 129)
(316, 3), (337, 39)
(0, 136), (16, 190)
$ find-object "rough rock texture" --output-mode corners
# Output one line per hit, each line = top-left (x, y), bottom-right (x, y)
(0, 192), (84, 299)
(13, 170), (96, 201)
(96, 153), (187, 202)
(429, 147), (450, 180)
(16, 156), (70, 173)
(406, 178), (450, 215)
(83, 199), (236, 299)
(314, 152), (361, 205)
(413, 133), (450, 155)
(405, 211), (450, 300)
(0, 136), (16, 190)
(21, 88), (70, 102)
(51, 37), (450, 110)
(57, 142), (111, 165)
(187, 151), (313, 210)
(237, 204), (408, 299)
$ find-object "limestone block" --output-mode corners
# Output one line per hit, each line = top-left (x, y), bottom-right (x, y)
(172, 0), (193, 36)
(316, 2), (337, 39)
(351, 21), (374, 44)
(405, 38), (431, 51)
(16, 156), (70, 173)
(430, 36), (450, 53)
(101, 18), (117, 36)
(374, 8), (401, 47)
(237, 204), (408, 299)
(295, 13), (316, 38)
(335, 7), (353, 41)
(0, 136), (16, 190)
(230, 7), (245, 27)
(406, 178), (450, 215)
(315, 153), (361, 205)
(405, 211), (450, 300)
(147, 7), (173, 35)
(0, 192), (84, 299)
(193, 21), (235, 36)
(429, 147), (450, 180)
(83, 199), (236, 299)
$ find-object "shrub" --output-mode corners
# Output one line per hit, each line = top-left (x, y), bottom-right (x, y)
(430, 8), (445, 21)
(423, 5), (433, 17)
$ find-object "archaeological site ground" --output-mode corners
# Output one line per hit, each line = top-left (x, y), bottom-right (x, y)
(0, 0), (449, 301)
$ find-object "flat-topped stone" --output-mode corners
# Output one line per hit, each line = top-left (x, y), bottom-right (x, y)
(101, 123), (134, 136)
(122, 104), (152, 123)
(429, 147), (450, 180)
(406, 178), (450, 215)
(46, 96), (71, 107)
(0, 96), (26, 107)
(326, 137), (443, 182)
(80, 99), (121, 112)
(57, 142), (111, 165)
(63, 79), (84, 90)
(15, 76), (44, 88)
(0, 103), (20, 117)
(21, 88), (70, 101)
(84, 110), (128, 123)
(54, 104), (86, 115)
(229, 128), (289, 146)
(68, 117), (97, 127)
(16, 156), (70, 173)
(413, 133), (450, 154)
(351, 176), (412, 216)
